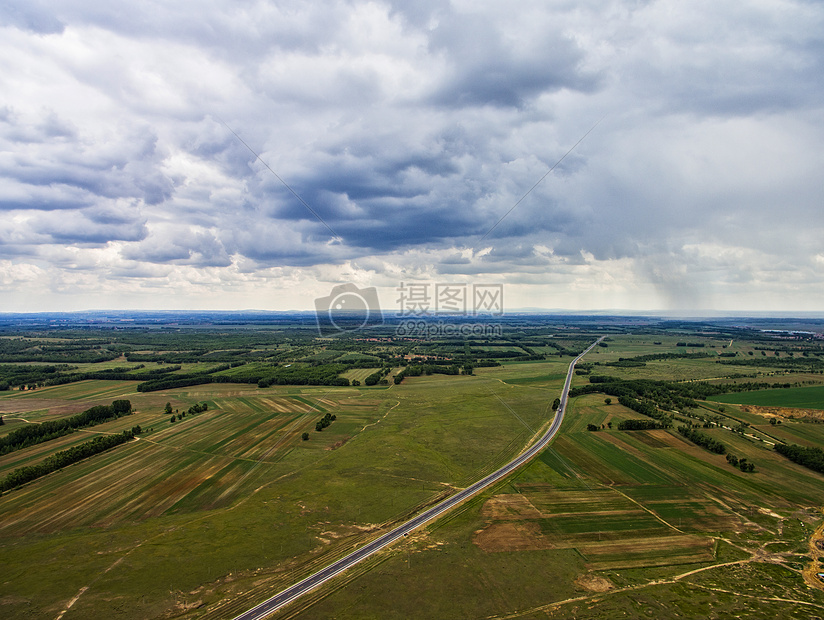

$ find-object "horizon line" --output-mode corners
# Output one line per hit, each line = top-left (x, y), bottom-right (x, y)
(1, 309), (824, 319)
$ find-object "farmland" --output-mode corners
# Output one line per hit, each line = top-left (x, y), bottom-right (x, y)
(1, 316), (824, 619)
(710, 384), (824, 409)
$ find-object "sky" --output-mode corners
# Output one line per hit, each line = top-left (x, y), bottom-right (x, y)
(1, 0), (823, 314)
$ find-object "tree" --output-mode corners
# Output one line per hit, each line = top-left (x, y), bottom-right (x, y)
(112, 400), (132, 414)
(0, 415), (3, 426)
(607, 421), (612, 429)
(302, 432), (309, 441)
(170, 416), (176, 423)
(551, 398), (561, 411)
(164, 402), (173, 415)
(586, 424), (599, 431)
(604, 398), (612, 405)
(738, 458), (753, 472)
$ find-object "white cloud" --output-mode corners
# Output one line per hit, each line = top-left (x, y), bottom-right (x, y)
(1, 0), (823, 312)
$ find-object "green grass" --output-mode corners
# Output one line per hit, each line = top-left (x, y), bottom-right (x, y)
(1, 329), (824, 620)
(341, 367), (380, 382)
(0, 369), (574, 618)
(709, 384), (824, 409)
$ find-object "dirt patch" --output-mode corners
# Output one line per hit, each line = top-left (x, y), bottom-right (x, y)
(742, 405), (824, 420)
(481, 494), (543, 520)
(631, 429), (684, 448)
(578, 535), (708, 557)
(473, 521), (555, 552)
(325, 436), (351, 450)
(758, 507), (782, 519)
(803, 515), (824, 591)
(175, 599), (203, 612)
(575, 573), (613, 592)
(0, 399), (93, 417)
(577, 534), (714, 570)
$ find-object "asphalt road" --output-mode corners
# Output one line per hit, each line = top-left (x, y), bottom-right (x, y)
(233, 337), (603, 620)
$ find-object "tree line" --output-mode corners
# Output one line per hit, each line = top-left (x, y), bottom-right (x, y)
(677, 426), (726, 454)
(0, 338), (120, 363)
(1, 429), (138, 493)
(393, 363), (471, 384)
(570, 376), (798, 413)
(256, 364), (351, 388)
(618, 419), (664, 431)
(0, 400), (132, 456)
(42, 365), (183, 387)
(363, 367), (391, 386)
(774, 442), (824, 474)
(168, 401), (209, 423)
(677, 425), (755, 471)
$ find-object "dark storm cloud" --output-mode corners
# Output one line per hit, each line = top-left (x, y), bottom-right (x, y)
(1, 112), (174, 210)
(121, 228), (231, 267)
(1, 0), (823, 311)
(426, 13), (597, 108)
(32, 207), (148, 244)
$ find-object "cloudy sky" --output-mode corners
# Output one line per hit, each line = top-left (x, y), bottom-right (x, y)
(1, 0), (823, 314)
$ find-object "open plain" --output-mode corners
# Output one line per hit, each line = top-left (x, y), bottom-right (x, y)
(1, 319), (823, 619)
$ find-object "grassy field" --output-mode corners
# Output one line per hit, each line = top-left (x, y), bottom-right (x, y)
(1, 329), (823, 620)
(340, 367), (380, 383)
(0, 366), (576, 618)
(291, 377), (824, 619)
(710, 384), (824, 408)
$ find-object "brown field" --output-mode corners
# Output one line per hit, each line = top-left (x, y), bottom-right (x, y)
(472, 485), (722, 570)
(577, 535), (715, 570)
(742, 404), (824, 421)
(626, 428), (686, 448)
(480, 493), (543, 520)
(0, 398), (97, 418)
(0, 438), (281, 535)
(473, 520), (555, 552)
(0, 387), (384, 536)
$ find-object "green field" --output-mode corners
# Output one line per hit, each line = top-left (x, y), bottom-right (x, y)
(340, 367), (382, 383)
(1, 322), (823, 620)
(710, 384), (824, 409)
(0, 365), (577, 618)
(295, 384), (824, 619)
